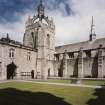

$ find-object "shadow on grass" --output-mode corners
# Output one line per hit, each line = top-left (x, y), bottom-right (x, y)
(0, 88), (71, 105)
(87, 85), (105, 105)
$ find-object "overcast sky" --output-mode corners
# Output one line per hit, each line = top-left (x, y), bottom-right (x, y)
(0, 0), (105, 46)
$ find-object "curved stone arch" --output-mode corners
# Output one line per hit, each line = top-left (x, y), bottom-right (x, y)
(6, 62), (17, 80)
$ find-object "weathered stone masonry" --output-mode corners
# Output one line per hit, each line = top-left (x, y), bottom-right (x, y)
(54, 44), (105, 78)
(0, 0), (105, 80)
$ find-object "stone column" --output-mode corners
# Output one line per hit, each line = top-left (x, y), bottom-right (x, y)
(78, 48), (84, 78)
(98, 48), (103, 78)
(63, 50), (68, 78)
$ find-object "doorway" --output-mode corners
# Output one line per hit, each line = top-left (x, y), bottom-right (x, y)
(58, 68), (63, 77)
(48, 69), (50, 77)
(31, 70), (34, 79)
(7, 62), (17, 80)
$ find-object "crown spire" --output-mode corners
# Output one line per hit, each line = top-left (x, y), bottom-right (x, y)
(89, 16), (96, 41)
(90, 16), (95, 35)
(40, 0), (42, 4)
(37, 0), (45, 21)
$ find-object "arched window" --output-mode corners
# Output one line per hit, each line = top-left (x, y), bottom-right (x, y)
(31, 32), (37, 48)
(31, 32), (34, 39)
(9, 48), (15, 58)
(31, 32), (34, 42)
(99, 44), (102, 48)
(47, 34), (50, 48)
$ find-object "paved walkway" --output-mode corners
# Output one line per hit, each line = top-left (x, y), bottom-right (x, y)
(0, 80), (104, 89)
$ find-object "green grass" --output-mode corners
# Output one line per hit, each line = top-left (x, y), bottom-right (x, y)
(0, 81), (103, 105)
(33, 79), (105, 86)
(34, 79), (71, 84)
(82, 80), (105, 86)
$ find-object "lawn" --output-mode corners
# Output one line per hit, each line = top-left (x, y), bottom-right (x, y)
(0, 81), (105, 105)
(32, 79), (105, 86)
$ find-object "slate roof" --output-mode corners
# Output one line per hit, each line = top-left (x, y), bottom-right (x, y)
(55, 38), (105, 54)
(0, 37), (36, 52)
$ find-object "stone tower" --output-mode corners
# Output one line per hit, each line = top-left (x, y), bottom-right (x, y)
(89, 16), (96, 41)
(23, 0), (55, 79)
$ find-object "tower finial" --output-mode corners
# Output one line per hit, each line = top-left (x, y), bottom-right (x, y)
(40, 0), (42, 4)
(89, 16), (96, 41)
(90, 16), (94, 35)
(37, 0), (45, 21)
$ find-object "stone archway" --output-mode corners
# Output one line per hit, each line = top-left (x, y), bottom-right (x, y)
(7, 62), (17, 80)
